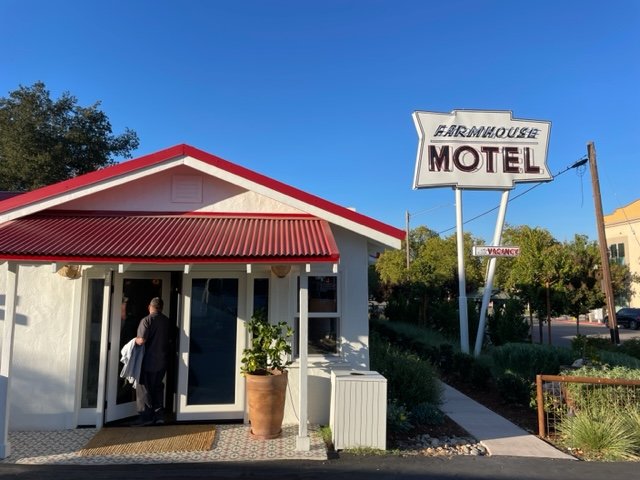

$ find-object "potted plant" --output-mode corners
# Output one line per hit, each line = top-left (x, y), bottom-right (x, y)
(241, 309), (293, 439)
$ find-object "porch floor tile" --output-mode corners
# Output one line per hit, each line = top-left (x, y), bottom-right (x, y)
(0, 424), (328, 464)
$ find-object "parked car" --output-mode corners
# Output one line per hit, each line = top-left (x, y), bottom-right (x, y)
(605, 307), (640, 330)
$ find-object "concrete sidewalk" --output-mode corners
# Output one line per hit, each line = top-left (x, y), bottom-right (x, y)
(441, 383), (575, 460)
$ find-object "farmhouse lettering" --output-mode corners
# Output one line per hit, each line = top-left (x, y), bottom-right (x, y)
(433, 125), (540, 139)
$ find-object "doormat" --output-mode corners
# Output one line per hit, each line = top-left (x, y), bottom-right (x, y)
(80, 425), (216, 456)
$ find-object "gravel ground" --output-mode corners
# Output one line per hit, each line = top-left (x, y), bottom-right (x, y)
(394, 433), (488, 457)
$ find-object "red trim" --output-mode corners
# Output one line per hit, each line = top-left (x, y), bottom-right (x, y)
(0, 144), (405, 241)
(0, 254), (340, 264)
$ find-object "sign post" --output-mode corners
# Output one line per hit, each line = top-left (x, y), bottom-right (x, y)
(413, 110), (551, 355)
(455, 187), (469, 353)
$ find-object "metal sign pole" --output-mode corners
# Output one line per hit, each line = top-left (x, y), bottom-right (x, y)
(474, 190), (510, 356)
(455, 187), (469, 353)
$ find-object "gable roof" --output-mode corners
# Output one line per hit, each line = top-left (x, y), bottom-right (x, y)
(0, 144), (404, 248)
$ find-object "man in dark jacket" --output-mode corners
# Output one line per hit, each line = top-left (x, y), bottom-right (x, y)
(134, 297), (171, 425)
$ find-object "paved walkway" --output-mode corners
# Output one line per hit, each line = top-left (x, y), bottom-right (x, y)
(441, 383), (575, 460)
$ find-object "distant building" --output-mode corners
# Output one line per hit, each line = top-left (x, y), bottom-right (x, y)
(604, 199), (640, 307)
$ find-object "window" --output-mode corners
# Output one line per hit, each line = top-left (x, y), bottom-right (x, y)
(80, 279), (104, 408)
(295, 275), (339, 355)
(253, 278), (269, 319)
(610, 242), (626, 265)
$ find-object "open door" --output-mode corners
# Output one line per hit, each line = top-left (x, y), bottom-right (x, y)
(105, 272), (170, 423)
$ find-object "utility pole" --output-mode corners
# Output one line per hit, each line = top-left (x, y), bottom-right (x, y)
(405, 210), (410, 268)
(587, 141), (619, 344)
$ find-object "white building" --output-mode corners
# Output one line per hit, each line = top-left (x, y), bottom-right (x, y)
(0, 144), (403, 456)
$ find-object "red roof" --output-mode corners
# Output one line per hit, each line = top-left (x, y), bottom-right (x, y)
(0, 144), (405, 242)
(0, 212), (340, 264)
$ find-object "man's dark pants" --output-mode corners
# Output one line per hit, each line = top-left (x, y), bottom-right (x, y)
(136, 369), (165, 422)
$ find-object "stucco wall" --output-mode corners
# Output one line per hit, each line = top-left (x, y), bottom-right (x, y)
(59, 164), (305, 214)
(281, 226), (371, 425)
(0, 264), (79, 430)
(605, 199), (640, 308)
(0, 262), (5, 344)
(605, 221), (640, 307)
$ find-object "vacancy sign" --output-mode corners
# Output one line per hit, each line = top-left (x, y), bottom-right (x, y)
(413, 110), (552, 190)
(473, 246), (520, 257)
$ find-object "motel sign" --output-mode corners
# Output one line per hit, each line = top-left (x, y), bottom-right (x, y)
(413, 110), (552, 190)
(412, 109), (551, 356)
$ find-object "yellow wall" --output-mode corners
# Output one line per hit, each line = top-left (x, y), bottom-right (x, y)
(604, 199), (640, 307)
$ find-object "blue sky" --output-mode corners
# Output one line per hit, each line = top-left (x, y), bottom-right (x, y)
(1, 1), (639, 243)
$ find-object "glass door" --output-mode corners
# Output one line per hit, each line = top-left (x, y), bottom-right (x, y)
(177, 273), (246, 420)
(105, 272), (170, 423)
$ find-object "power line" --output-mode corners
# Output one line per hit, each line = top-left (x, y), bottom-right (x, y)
(436, 158), (588, 235)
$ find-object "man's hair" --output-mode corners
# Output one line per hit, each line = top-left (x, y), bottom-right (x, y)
(149, 297), (164, 311)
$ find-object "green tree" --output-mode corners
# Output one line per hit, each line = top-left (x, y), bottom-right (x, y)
(0, 82), (139, 191)
(562, 235), (603, 332)
(609, 261), (638, 307)
(495, 225), (565, 344)
(375, 226), (485, 338)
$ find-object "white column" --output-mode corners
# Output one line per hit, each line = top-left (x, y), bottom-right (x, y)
(296, 274), (310, 451)
(95, 271), (113, 428)
(474, 190), (510, 356)
(455, 188), (469, 353)
(0, 262), (19, 458)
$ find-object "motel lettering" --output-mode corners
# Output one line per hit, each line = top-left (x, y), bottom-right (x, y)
(428, 145), (542, 174)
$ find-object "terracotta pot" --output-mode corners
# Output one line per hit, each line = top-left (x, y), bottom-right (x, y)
(245, 370), (288, 439)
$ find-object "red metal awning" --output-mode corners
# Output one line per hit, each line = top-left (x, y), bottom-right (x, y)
(0, 212), (340, 264)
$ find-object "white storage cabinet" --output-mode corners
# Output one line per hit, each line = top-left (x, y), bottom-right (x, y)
(329, 370), (387, 450)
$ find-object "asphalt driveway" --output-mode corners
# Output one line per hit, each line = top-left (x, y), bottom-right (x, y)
(0, 454), (637, 480)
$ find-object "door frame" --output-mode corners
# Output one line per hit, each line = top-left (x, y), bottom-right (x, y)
(104, 271), (171, 423)
(176, 271), (247, 421)
(76, 269), (112, 427)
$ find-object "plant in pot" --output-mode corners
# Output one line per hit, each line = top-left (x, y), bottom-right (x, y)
(241, 309), (293, 439)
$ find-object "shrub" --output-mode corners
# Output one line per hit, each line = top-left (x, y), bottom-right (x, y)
(428, 300), (460, 338)
(411, 402), (445, 426)
(491, 343), (575, 382)
(469, 356), (493, 390)
(371, 318), (454, 350)
(619, 338), (640, 360)
(487, 299), (529, 346)
(496, 371), (532, 405)
(387, 400), (412, 433)
(437, 344), (455, 374)
(557, 403), (640, 461)
(571, 334), (613, 363)
(383, 283), (420, 325)
(628, 410), (640, 449)
(596, 350), (640, 369)
(370, 332), (443, 407)
(451, 351), (474, 383)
